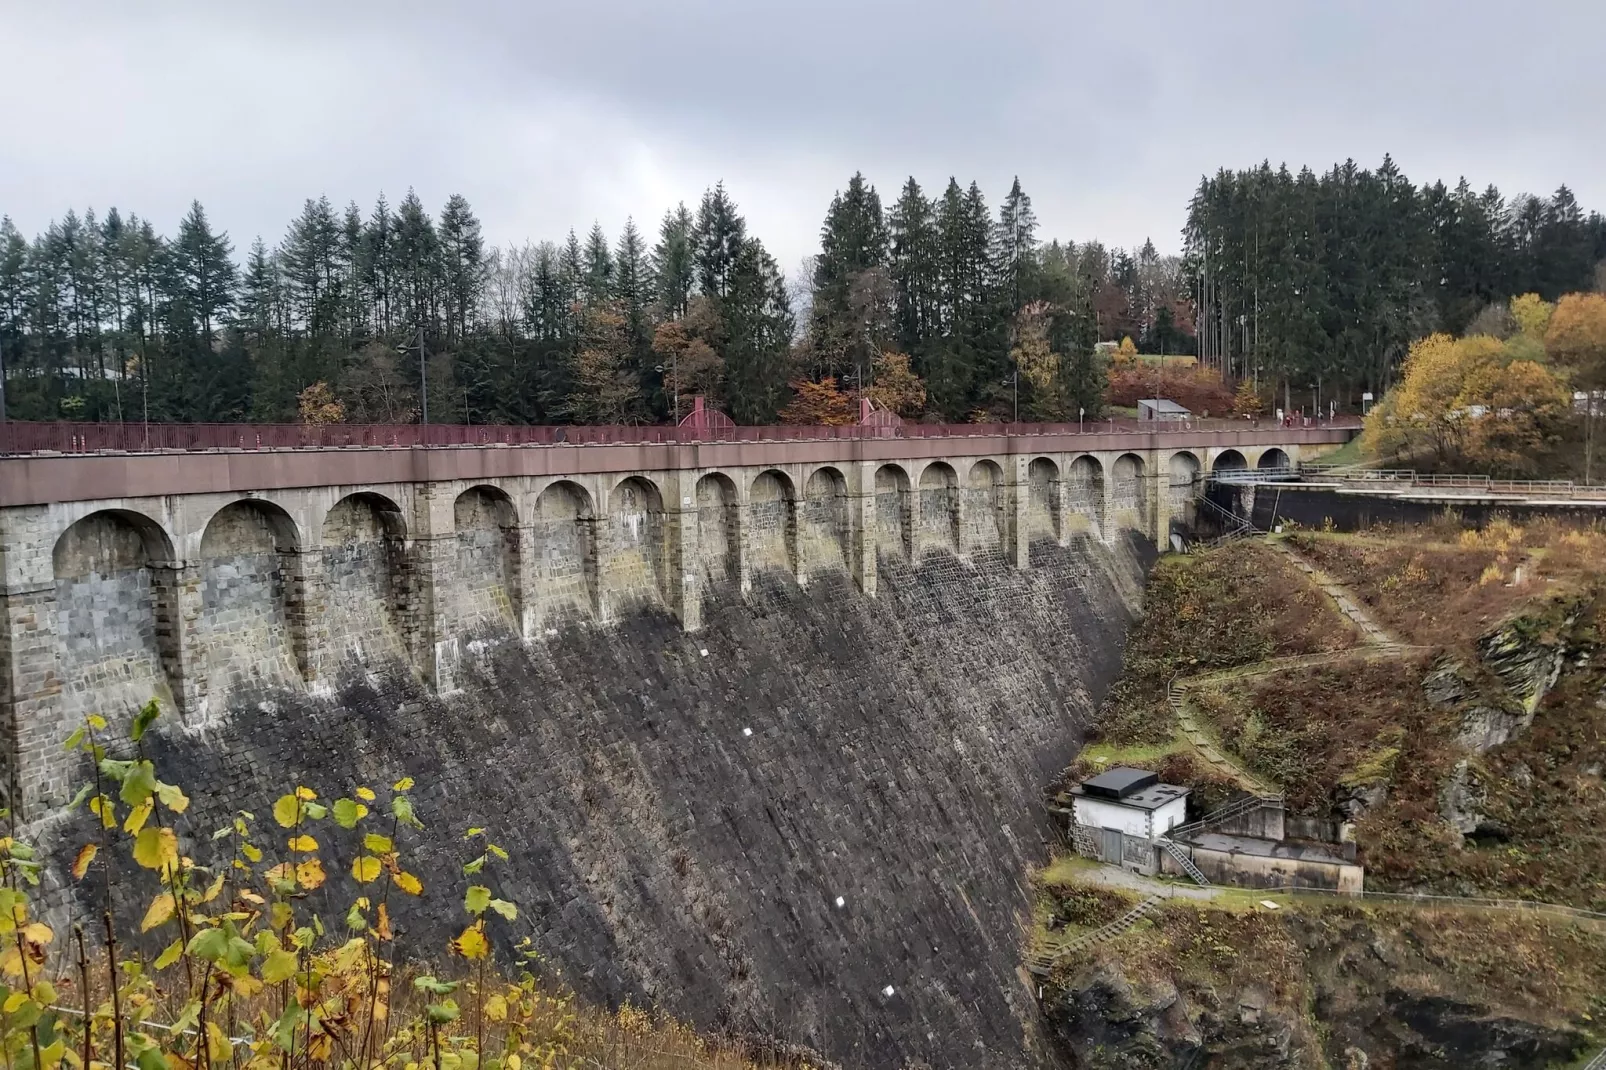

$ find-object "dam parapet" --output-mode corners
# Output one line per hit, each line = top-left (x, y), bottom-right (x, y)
(0, 429), (1344, 817)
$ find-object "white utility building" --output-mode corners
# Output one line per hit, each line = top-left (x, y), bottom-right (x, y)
(1070, 767), (1191, 870)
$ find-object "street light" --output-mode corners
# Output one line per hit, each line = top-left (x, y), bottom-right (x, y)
(655, 360), (680, 423)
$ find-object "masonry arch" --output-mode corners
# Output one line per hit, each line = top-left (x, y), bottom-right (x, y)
(1111, 453), (1148, 517)
(1027, 457), (1062, 543)
(695, 472), (741, 588)
(196, 499), (308, 703)
(1167, 452), (1202, 507)
(873, 463), (913, 563)
(963, 460), (1007, 553)
(1258, 447), (1290, 472)
(453, 485), (522, 634)
(53, 508), (185, 716)
(917, 461), (962, 558)
(800, 466), (850, 577)
(747, 470), (799, 578)
(605, 476), (666, 611)
(320, 492), (409, 667)
(1213, 449), (1248, 474)
(1068, 455), (1106, 537)
(531, 480), (599, 624)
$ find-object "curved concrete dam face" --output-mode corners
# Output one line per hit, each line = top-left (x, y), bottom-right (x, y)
(62, 534), (1151, 1069)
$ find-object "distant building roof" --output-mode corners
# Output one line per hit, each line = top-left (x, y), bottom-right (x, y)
(1138, 399), (1191, 413)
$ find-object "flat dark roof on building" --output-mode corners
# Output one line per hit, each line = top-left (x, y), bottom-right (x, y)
(1081, 767), (1158, 799)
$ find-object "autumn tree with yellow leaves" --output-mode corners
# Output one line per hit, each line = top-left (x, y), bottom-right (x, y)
(1363, 332), (1570, 476)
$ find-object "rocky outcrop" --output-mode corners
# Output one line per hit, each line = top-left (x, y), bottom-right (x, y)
(1041, 911), (1596, 1069)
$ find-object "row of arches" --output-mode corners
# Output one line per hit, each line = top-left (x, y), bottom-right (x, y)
(46, 448), (1283, 715)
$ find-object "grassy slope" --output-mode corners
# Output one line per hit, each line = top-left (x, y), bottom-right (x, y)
(1191, 521), (1606, 908)
(1062, 541), (1358, 809)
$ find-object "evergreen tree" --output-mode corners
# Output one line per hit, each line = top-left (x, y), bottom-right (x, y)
(581, 222), (614, 306)
(994, 177), (1038, 315)
(722, 238), (794, 423)
(693, 183), (746, 299)
(651, 204), (695, 319)
(171, 200), (237, 340)
(888, 177), (939, 361)
(439, 194), (485, 344)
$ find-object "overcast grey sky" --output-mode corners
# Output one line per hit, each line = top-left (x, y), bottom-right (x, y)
(4, 1), (1603, 270)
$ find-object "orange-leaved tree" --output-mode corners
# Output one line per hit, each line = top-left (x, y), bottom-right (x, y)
(1546, 292), (1606, 479)
(1364, 332), (1569, 475)
(779, 377), (855, 425)
(865, 352), (927, 419)
(298, 381), (345, 425)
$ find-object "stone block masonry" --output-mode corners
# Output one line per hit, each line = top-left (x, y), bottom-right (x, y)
(0, 430), (1341, 817)
(75, 536), (1152, 1070)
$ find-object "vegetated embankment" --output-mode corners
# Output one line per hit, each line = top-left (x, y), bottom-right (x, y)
(55, 535), (1152, 1070)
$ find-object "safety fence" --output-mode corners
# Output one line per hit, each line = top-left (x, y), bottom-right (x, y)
(0, 415), (1361, 456)
(1299, 464), (1606, 499)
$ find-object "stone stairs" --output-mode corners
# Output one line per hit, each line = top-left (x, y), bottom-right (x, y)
(1029, 894), (1165, 976)
(1269, 539), (1406, 651)
(1167, 674), (1277, 795)
(1156, 838), (1210, 886)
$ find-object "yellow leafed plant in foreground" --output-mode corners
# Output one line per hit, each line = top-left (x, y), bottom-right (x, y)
(0, 700), (812, 1070)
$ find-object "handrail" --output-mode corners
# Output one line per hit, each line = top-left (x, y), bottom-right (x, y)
(1296, 463), (1606, 499)
(0, 417), (1362, 456)
(1167, 793), (1283, 842)
(1255, 885), (1606, 923)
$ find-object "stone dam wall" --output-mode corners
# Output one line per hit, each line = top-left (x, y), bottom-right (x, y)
(39, 535), (1150, 1070)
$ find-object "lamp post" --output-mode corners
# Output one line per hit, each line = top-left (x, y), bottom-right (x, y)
(655, 357), (680, 423)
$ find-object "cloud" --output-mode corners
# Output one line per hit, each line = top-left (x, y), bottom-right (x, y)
(2, 0), (1602, 271)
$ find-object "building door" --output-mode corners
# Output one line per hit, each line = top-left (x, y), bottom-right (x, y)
(1099, 828), (1124, 865)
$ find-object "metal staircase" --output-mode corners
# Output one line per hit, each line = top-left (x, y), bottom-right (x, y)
(1167, 793), (1285, 842)
(1156, 838), (1209, 886)
(1029, 894), (1164, 976)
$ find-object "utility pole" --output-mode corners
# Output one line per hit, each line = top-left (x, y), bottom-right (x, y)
(0, 332), (8, 432)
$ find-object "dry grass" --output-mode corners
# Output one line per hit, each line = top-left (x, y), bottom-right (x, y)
(1195, 653), (1448, 816)
(1288, 519), (1606, 649)
(1093, 541), (1359, 747)
(1197, 521), (1606, 908)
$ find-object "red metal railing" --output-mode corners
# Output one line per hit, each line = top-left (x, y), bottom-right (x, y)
(0, 416), (1361, 456)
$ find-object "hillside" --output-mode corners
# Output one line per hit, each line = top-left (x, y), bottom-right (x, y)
(1038, 517), (1606, 1067)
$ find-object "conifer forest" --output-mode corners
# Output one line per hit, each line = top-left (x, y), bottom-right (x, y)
(1, 157), (1602, 427)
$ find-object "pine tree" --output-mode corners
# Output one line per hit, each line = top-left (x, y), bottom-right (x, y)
(888, 178), (939, 361)
(393, 190), (441, 339)
(722, 237), (793, 423)
(808, 172), (889, 381)
(994, 177), (1038, 316)
(360, 194), (397, 335)
(581, 222), (614, 306)
(171, 201), (237, 340)
(693, 183), (746, 299)
(652, 204), (695, 319)
(439, 194), (485, 344)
